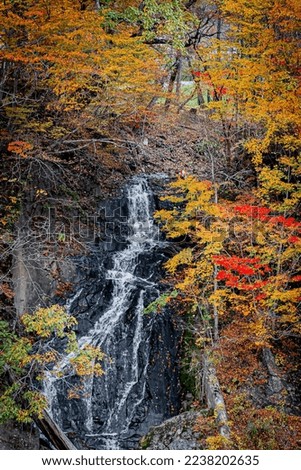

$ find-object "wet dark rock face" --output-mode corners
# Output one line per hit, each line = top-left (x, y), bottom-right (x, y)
(46, 175), (181, 450)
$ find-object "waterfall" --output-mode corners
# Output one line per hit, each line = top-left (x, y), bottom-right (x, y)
(44, 176), (180, 450)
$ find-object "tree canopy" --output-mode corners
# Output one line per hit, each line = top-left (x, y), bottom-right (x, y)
(1, 0), (300, 450)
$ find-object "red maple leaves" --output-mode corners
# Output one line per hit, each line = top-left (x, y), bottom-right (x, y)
(213, 255), (270, 290)
(213, 204), (300, 293)
(234, 205), (301, 230)
(234, 205), (271, 221)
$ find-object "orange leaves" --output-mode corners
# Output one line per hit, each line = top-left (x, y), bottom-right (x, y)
(198, 0), (301, 204)
(7, 140), (33, 158)
(213, 203), (301, 325)
(0, 282), (14, 299)
(269, 216), (301, 229)
(158, 175), (301, 357)
(0, 0), (163, 118)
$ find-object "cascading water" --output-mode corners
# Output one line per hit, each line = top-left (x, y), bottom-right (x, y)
(44, 176), (180, 450)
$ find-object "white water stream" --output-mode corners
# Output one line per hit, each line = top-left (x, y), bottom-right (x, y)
(44, 178), (162, 449)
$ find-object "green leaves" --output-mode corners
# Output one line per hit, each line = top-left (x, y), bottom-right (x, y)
(0, 305), (105, 423)
(109, 0), (192, 51)
(0, 385), (47, 424)
(144, 289), (178, 314)
(0, 321), (31, 374)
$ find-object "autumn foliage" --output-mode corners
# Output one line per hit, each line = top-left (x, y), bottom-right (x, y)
(0, 0), (300, 450)
(195, 0), (301, 211)
(155, 174), (301, 449)
(0, 0), (164, 154)
(0, 305), (105, 423)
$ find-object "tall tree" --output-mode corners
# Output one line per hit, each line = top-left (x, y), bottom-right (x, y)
(194, 0), (300, 211)
(0, 0), (162, 138)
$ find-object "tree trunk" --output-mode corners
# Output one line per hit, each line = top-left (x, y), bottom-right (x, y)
(165, 54), (181, 110)
(175, 56), (183, 96)
(35, 411), (76, 450)
(202, 352), (230, 438)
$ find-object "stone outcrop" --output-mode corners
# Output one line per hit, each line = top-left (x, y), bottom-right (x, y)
(140, 411), (204, 450)
(0, 422), (39, 450)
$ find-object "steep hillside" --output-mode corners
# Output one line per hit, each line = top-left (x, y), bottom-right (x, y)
(0, 0), (300, 451)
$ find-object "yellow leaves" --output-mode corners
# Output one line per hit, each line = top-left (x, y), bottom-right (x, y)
(27, 350), (59, 367)
(7, 338), (32, 369)
(258, 166), (300, 212)
(36, 189), (48, 197)
(206, 435), (232, 450)
(155, 208), (193, 239)
(252, 229), (266, 247)
(154, 209), (176, 223)
(195, 222), (226, 247)
(167, 220), (192, 238)
(208, 288), (227, 305)
(21, 391), (47, 421)
(175, 267), (199, 295)
(156, 177), (222, 241)
(170, 176), (213, 200)
(281, 244), (301, 262)
(186, 199), (209, 215)
(245, 139), (265, 167)
(269, 287), (301, 305)
(160, 195), (184, 204)
(70, 344), (105, 377)
(22, 304), (77, 339)
(164, 248), (193, 275)
(279, 154), (300, 168)
(0, 0), (163, 116)
(248, 317), (270, 348)
(195, 335), (211, 348)
(195, 258), (215, 280)
(208, 290), (227, 317)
